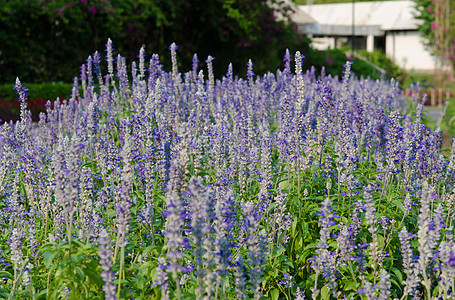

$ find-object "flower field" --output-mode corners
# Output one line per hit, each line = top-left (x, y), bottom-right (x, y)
(1, 39), (455, 300)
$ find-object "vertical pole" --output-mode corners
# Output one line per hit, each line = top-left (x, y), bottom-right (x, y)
(352, 0), (355, 53)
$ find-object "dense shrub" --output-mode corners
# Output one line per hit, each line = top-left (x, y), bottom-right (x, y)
(305, 48), (390, 81)
(357, 49), (406, 84)
(0, 0), (310, 83)
(0, 82), (72, 122)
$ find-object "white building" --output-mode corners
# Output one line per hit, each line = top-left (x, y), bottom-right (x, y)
(296, 1), (441, 72)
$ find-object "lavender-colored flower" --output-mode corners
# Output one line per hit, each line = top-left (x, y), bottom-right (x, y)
(246, 59), (255, 80)
(187, 177), (215, 297)
(93, 51), (102, 84)
(13, 78), (30, 146)
(363, 185), (381, 275)
(98, 228), (117, 300)
(311, 198), (339, 298)
(152, 257), (170, 300)
(378, 269), (391, 300)
(9, 227), (25, 271)
(437, 240), (455, 298)
(269, 189), (292, 246)
(86, 55), (94, 87)
(399, 226), (418, 297)
(418, 183), (439, 280)
(115, 132), (133, 248)
(163, 130), (190, 298)
(233, 254), (247, 299)
(117, 55), (130, 98)
(206, 55), (215, 97)
(138, 46), (146, 80)
(240, 201), (267, 300)
(295, 287), (306, 300)
(213, 186), (235, 280)
(336, 223), (355, 263)
(105, 38), (114, 79)
(169, 43), (181, 93)
(21, 263), (33, 287)
(192, 53), (199, 76)
(283, 48), (291, 74)
(359, 281), (377, 300)
(279, 273), (294, 288)
(13, 78), (28, 102)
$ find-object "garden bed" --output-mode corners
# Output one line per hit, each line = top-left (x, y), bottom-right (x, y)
(1, 42), (455, 299)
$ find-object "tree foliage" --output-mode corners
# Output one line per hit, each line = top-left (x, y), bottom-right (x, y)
(413, 0), (455, 70)
(0, 0), (311, 83)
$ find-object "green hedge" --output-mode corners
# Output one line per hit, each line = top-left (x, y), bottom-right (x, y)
(0, 82), (73, 102)
(357, 50), (406, 84)
(305, 48), (385, 81)
(0, 82), (73, 121)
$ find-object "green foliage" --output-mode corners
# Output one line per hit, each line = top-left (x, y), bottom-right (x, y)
(0, 82), (72, 121)
(413, 0), (437, 52)
(0, 0), (310, 82)
(357, 50), (406, 84)
(0, 82), (73, 102)
(305, 48), (383, 80)
(413, 0), (455, 69)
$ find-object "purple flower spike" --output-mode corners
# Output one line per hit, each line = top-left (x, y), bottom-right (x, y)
(13, 78), (28, 102)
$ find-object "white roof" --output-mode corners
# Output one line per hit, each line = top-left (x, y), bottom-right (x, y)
(291, 7), (317, 24)
(298, 0), (421, 31)
(273, 0), (317, 24)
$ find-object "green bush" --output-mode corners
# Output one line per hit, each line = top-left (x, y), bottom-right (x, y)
(0, 0), (311, 83)
(357, 50), (406, 84)
(0, 82), (72, 121)
(304, 48), (382, 80)
(0, 82), (73, 102)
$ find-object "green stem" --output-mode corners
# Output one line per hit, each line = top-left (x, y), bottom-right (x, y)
(174, 271), (182, 300)
(117, 246), (125, 298)
(337, 167), (341, 204)
(312, 271), (319, 300)
(113, 233), (120, 264)
(347, 261), (358, 285)
(422, 271), (432, 300)
(8, 264), (17, 300)
(46, 269), (52, 299)
(214, 277), (220, 300)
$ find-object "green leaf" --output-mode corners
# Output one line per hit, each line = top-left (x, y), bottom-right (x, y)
(272, 246), (285, 257)
(0, 288), (9, 299)
(321, 285), (331, 300)
(291, 218), (297, 238)
(393, 199), (405, 214)
(271, 288), (279, 300)
(43, 251), (58, 269)
(343, 278), (358, 291)
(282, 260), (294, 269)
(0, 271), (13, 280)
(391, 267), (403, 284)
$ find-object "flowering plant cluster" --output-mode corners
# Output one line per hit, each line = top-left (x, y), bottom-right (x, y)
(1, 39), (455, 300)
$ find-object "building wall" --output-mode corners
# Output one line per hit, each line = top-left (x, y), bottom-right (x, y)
(385, 31), (436, 71)
(312, 37), (336, 50)
(310, 31), (444, 72)
(311, 36), (367, 51)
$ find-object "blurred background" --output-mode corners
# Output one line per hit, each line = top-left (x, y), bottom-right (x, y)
(0, 0), (453, 133)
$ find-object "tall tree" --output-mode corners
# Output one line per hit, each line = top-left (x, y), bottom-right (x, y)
(414, 0), (454, 92)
